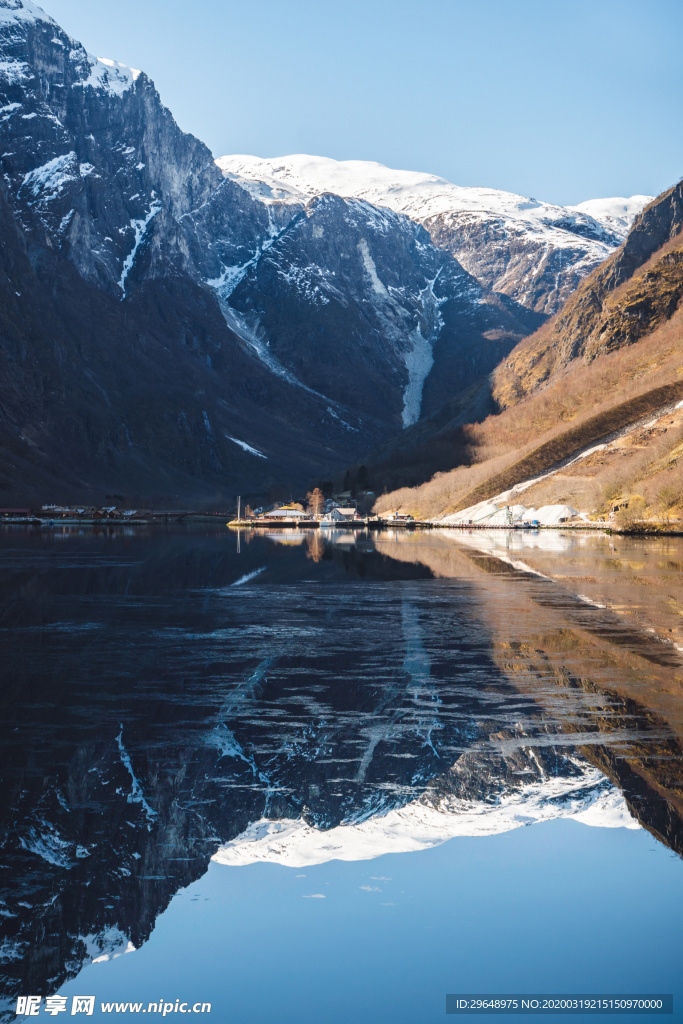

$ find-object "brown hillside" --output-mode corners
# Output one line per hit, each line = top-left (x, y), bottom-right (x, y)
(493, 180), (683, 408)
(375, 303), (683, 520)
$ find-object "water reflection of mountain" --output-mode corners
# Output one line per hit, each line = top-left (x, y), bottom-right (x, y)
(374, 530), (683, 854)
(1, 528), (681, 1015)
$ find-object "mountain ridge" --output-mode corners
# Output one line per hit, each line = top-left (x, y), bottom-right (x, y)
(219, 153), (651, 315)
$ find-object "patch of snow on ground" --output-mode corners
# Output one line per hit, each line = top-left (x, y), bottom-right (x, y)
(206, 261), (254, 296)
(19, 822), (73, 868)
(80, 927), (135, 964)
(327, 406), (358, 432)
(217, 305), (358, 420)
(358, 238), (388, 297)
(217, 306), (302, 387)
(22, 151), (77, 200)
(0, 0), (54, 26)
(0, 58), (32, 84)
(226, 435), (267, 458)
(402, 272), (446, 427)
(402, 326), (433, 427)
(276, 262), (332, 306)
(0, 938), (25, 963)
(119, 201), (161, 293)
(58, 208), (74, 232)
(76, 55), (141, 97)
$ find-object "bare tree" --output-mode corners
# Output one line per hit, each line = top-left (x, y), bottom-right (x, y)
(306, 487), (325, 516)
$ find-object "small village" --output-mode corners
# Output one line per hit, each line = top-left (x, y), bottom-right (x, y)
(230, 488), (415, 528)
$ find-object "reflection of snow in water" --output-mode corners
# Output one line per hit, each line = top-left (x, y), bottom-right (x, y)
(213, 764), (636, 869)
(231, 567), (266, 586)
(433, 526), (579, 556)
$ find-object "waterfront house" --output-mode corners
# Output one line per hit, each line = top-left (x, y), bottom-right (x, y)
(259, 505), (311, 520)
(324, 506), (357, 522)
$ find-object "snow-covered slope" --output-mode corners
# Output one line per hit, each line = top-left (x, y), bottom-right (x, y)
(0, 0), (141, 97)
(218, 153), (644, 238)
(218, 155), (652, 314)
(570, 196), (653, 239)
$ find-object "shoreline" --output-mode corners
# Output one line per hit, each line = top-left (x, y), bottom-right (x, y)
(2, 515), (682, 537)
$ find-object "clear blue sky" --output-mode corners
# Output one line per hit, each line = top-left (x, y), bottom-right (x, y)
(41, 0), (683, 206)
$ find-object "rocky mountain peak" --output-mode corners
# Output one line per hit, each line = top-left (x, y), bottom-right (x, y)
(218, 154), (652, 315)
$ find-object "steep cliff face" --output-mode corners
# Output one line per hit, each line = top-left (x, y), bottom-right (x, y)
(219, 154), (650, 316)
(0, 0), (547, 502)
(0, 0), (348, 502)
(0, 0), (274, 292)
(224, 193), (538, 431)
(493, 181), (683, 407)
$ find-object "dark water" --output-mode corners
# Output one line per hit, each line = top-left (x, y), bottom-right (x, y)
(1, 526), (682, 1023)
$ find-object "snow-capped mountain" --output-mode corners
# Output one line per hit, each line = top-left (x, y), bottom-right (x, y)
(571, 196), (653, 239)
(0, 0), (547, 500)
(0, 0), (649, 502)
(218, 154), (651, 314)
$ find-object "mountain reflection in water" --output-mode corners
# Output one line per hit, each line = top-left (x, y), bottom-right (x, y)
(0, 526), (682, 1016)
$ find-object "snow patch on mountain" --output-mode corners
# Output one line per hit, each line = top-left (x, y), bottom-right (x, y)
(1, 0), (140, 97)
(0, 56), (30, 83)
(226, 435), (267, 458)
(80, 927), (135, 965)
(570, 196), (653, 238)
(0, 0), (54, 27)
(116, 726), (156, 822)
(22, 151), (77, 201)
(18, 820), (74, 868)
(218, 306), (303, 386)
(402, 326), (434, 427)
(216, 154), (650, 246)
(358, 238), (388, 297)
(119, 201), (161, 294)
(76, 55), (141, 97)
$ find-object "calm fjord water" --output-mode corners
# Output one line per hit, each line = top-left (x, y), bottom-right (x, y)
(1, 527), (682, 1023)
